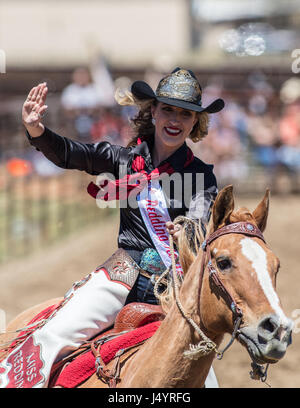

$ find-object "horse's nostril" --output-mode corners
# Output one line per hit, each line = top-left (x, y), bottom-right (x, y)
(261, 317), (277, 334)
(257, 315), (280, 343)
(257, 314), (293, 347)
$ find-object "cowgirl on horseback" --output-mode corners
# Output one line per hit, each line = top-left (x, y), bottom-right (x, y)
(0, 68), (224, 388)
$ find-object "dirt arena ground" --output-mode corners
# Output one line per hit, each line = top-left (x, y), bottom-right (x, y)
(0, 194), (299, 388)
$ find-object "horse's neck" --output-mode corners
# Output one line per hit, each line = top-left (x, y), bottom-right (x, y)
(121, 265), (222, 388)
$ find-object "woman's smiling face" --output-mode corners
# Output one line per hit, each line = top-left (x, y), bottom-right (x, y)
(151, 102), (198, 150)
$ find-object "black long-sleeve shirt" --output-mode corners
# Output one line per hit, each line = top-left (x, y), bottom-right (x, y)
(26, 127), (218, 257)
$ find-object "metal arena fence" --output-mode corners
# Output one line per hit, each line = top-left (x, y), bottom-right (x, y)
(0, 168), (112, 264)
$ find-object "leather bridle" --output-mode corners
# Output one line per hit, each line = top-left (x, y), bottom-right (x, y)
(198, 221), (266, 359)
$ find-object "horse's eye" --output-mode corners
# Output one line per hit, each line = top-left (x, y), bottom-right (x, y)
(216, 258), (232, 271)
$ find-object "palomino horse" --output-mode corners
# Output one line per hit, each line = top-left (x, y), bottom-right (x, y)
(0, 186), (293, 387)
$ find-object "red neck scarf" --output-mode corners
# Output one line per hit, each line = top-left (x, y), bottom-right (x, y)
(87, 139), (194, 201)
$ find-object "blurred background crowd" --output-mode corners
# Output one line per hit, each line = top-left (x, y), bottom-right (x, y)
(0, 0), (299, 263)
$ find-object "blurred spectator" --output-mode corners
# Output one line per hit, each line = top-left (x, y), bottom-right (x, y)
(60, 67), (103, 141)
(273, 78), (300, 192)
(247, 109), (279, 169)
(279, 102), (300, 148)
(61, 67), (102, 113)
(90, 107), (134, 146)
(277, 101), (300, 174)
(280, 78), (300, 105)
(90, 108), (122, 144)
(193, 101), (248, 186)
(89, 75), (137, 146)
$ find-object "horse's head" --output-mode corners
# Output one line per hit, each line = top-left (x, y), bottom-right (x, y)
(199, 185), (293, 366)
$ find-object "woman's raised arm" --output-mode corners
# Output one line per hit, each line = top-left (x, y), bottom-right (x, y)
(22, 82), (48, 138)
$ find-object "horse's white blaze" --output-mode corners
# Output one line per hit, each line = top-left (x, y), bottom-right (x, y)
(240, 237), (289, 325)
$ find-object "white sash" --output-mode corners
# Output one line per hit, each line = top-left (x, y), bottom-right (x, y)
(137, 179), (183, 276)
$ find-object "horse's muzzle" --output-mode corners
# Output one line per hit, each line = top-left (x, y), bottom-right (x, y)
(237, 314), (293, 364)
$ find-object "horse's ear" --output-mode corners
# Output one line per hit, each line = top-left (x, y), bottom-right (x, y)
(252, 189), (270, 233)
(211, 185), (234, 231)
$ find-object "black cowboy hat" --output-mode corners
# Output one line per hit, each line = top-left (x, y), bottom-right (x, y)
(131, 67), (225, 114)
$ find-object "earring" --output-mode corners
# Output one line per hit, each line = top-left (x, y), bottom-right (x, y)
(151, 118), (156, 126)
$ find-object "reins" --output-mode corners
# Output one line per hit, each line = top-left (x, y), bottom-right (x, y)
(168, 231), (219, 359)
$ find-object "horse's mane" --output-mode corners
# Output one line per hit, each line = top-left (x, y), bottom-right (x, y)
(156, 216), (205, 312)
